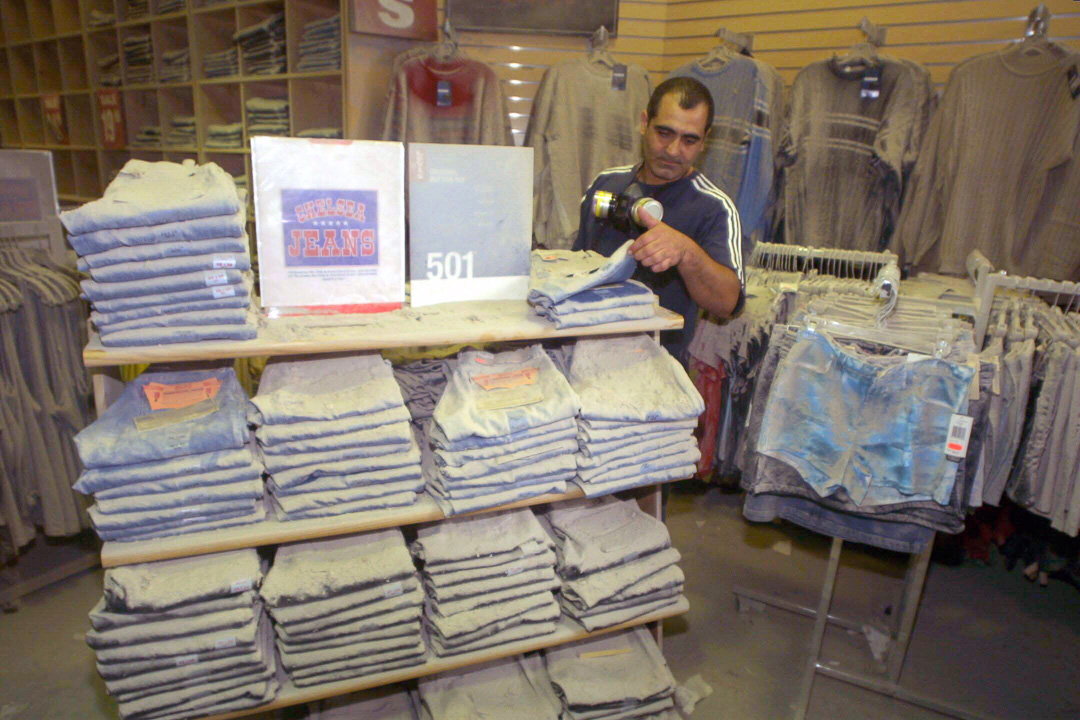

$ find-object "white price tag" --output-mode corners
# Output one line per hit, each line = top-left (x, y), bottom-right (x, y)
(230, 578), (253, 594)
(214, 636), (237, 650)
(212, 256), (237, 269)
(205, 270), (229, 286)
(175, 654), (199, 667)
(212, 285), (237, 299)
(944, 414), (973, 461)
(505, 562), (526, 577)
(383, 581), (404, 599)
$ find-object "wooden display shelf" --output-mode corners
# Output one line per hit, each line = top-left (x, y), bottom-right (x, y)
(198, 600), (689, 720)
(200, 70), (342, 85)
(83, 303), (683, 367)
(100, 479), (677, 568)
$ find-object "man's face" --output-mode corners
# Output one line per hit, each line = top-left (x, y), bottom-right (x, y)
(639, 93), (709, 185)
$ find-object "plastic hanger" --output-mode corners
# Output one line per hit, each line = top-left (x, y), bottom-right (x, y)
(698, 28), (753, 71)
(833, 17), (885, 74)
(587, 25), (616, 69)
(430, 19), (461, 63)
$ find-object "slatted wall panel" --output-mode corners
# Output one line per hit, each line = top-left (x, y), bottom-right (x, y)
(662, 0), (1080, 86)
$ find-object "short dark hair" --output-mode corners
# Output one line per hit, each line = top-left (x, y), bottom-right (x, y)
(646, 77), (715, 134)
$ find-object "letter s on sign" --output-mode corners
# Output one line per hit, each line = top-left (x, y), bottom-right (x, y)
(378, 0), (414, 29)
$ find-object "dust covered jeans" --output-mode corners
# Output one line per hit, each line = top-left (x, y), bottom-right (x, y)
(758, 329), (974, 506)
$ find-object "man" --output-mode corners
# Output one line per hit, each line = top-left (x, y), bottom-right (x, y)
(574, 77), (744, 362)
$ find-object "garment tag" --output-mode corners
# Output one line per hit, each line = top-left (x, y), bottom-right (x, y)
(967, 358), (980, 401)
(204, 269), (229, 286)
(476, 386), (544, 411)
(212, 285), (237, 299)
(580, 647), (632, 659)
(505, 561), (526, 576)
(944, 414), (973, 461)
(436, 80), (452, 107)
(861, 66), (881, 99)
(612, 64), (627, 91)
(212, 256), (236, 269)
(778, 282), (799, 294)
(1068, 66), (1080, 100)
(230, 578), (253, 594)
(472, 367), (538, 391)
(134, 396), (220, 432)
(905, 353), (931, 364)
(214, 636), (237, 650)
(143, 378), (221, 410)
(383, 581), (404, 599)
(175, 654), (199, 667)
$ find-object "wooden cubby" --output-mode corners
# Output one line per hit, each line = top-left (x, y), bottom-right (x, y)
(28, 0), (58, 39)
(0, 52), (11, 95)
(52, 0), (83, 35)
(123, 88), (159, 145)
(52, 148), (76, 195)
(0, 99), (18, 144)
(117, 0), (150, 24)
(286, 0), (338, 73)
(58, 36), (89, 89)
(15, 96), (42, 144)
(0, 0), (32, 45)
(241, 77), (287, 139)
(103, 149), (129, 184)
(65, 92), (95, 145)
(159, 85), (194, 147)
(151, 16), (187, 83)
(34, 42), (63, 93)
(198, 82), (241, 147)
(237, 1), (287, 77)
(290, 74), (340, 136)
(118, 24), (153, 86)
(86, 29), (118, 87)
(10, 44), (36, 95)
(73, 148), (101, 197)
(191, 7), (236, 81)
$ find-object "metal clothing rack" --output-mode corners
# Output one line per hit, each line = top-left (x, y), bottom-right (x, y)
(749, 242), (899, 280)
(970, 250), (1080, 348)
(0, 149), (69, 263)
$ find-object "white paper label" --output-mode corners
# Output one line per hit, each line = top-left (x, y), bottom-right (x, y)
(505, 562), (526, 577)
(383, 581), (404, 599)
(230, 578), (253, 594)
(175, 654), (199, 667)
(214, 636), (237, 650)
(212, 285), (237, 299)
(213, 256), (237, 269)
(205, 270), (229, 286)
(944, 414), (973, 461)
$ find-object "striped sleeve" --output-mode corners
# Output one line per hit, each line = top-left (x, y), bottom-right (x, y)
(690, 174), (744, 283)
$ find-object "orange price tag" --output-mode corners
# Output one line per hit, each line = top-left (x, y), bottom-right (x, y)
(143, 378), (222, 410)
(471, 367), (538, 391)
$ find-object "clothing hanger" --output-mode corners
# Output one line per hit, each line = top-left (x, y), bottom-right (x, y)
(698, 28), (753, 71)
(833, 17), (885, 74)
(429, 18), (461, 63)
(1006, 5), (1069, 61)
(587, 25), (617, 69)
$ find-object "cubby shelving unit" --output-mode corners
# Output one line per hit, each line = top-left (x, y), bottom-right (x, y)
(0, 0), (346, 207)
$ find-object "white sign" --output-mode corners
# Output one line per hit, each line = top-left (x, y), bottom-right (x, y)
(408, 143), (532, 307)
(252, 136), (406, 310)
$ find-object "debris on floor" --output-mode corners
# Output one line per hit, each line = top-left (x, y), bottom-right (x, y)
(674, 674), (713, 716)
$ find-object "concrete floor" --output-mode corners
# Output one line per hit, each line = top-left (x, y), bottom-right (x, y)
(1, 489), (1077, 720)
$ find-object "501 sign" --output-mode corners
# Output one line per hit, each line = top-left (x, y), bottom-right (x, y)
(425, 251), (474, 280)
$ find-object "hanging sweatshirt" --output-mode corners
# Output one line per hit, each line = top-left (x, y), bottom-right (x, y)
(382, 53), (512, 146)
(526, 57), (652, 250)
(778, 57), (921, 251)
(895, 47), (1080, 278)
(668, 53), (784, 259)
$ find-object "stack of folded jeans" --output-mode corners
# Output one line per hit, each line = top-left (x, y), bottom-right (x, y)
(86, 550), (280, 720)
(122, 33), (153, 84)
(568, 335), (702, 495)
(426, 345), (581, 515)
(235, 12), (286, 76)
(393, 358), (453, 435)
(72, 368), (266, 542)
(539, 497), (685, 631)
(157, 0), (185, 13)
(98, 52), (121, 86)
(61, 159), (257, 347)
(165, 115), (195, 146)
(249, 354), (423, 521)
(123, 0), (149, 20)
(411, 508), (560, 657)
(543, 627), (678, 720)
(296, 127), (343, 139)
(89, 8), (115, 26)
(297, 15), (341, 72)
(159, 48), (190, 83)
(417, 654), (562, 719)
(260, 530), (427, 687)
(233, 173), (248, 192)
(132, 125), (161, 147)
(203, 46), (239, 78)
(308, 685), (419, 719)
(206, 122), (243, 148)
(245, 96), (289, 137)
(528, 242), (657, 329)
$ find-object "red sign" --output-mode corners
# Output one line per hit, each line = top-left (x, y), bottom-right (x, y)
(351, 0), (437, 40)
(42, 94), (67, 145)
(97, 89), (126, 150)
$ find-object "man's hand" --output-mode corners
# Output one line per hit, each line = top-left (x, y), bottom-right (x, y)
(629, 208), (696, 273)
